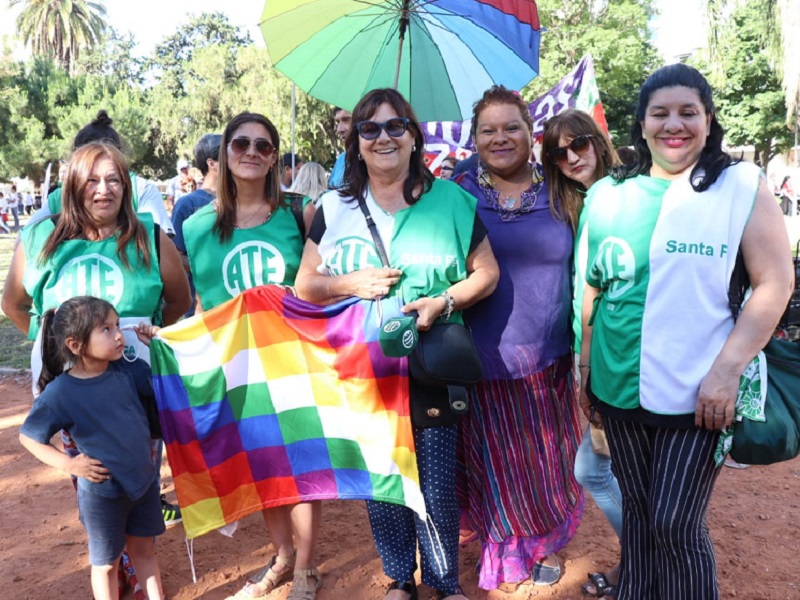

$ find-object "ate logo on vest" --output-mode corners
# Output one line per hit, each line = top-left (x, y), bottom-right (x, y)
(593, 237), (636, 299)
(326, 237), (380, 276)
(223, 241), (286, 297)
(55, 255), (124, 305)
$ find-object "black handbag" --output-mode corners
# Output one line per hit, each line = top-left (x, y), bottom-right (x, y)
(356, 197), (483, 421)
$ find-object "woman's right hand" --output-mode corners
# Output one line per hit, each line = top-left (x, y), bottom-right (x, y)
(348, 267), (403, 300)
(70, 454), (110, 483)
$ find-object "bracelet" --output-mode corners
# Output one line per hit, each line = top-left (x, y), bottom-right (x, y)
(439, 291), (455, 322)
(578, 363), (591, 369)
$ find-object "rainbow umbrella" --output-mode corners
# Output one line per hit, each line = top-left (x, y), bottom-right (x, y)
(260, 0), (541, 122)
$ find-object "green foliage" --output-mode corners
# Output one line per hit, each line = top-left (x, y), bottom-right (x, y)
(525, 0), (662, 144)
(691, 2), (791, 165)
(10, 0), (108, 73)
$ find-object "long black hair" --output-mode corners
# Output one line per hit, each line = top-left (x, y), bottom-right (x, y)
(342, 88), (433, 204)
(38, 296), (116, 392)
(614, 63), (738, 192)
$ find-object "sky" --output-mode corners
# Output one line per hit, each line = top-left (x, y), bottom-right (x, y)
(1, 0), (707, 63)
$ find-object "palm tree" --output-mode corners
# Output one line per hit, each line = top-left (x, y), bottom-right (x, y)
(708, 0), (799, 125)
(10, 0), (108, 73)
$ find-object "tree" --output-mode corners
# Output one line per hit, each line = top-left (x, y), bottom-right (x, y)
(10, 0), (108, 73)
(524, 0), (661, 144)
(708, 0), (800, 124)
(693, 2), (791, 166)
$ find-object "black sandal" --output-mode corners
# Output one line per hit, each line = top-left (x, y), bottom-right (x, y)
(581, 572), (618, 598)
(387, 579), (418, 600)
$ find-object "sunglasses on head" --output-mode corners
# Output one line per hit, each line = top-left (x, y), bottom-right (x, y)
(547, 134), (594, 165)
(229, 137), (275, 157)
(355, 117), (411, 141)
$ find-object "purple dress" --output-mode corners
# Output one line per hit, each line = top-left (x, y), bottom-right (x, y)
(457, 162), (584, 589)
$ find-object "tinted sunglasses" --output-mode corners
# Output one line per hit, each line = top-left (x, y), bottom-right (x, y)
(355, 117), (411, 141)
(547, 134), (594, 165)
(229, 137), (275, 157)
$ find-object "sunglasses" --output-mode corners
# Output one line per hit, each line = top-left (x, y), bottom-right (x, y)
(547, 134), (594, 165)
(229, 137), (275, 157)
(355, 117), (411, 141)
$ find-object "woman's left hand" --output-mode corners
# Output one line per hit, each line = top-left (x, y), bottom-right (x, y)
(402, 296), (445, 331)
(695, 365), (739, 430)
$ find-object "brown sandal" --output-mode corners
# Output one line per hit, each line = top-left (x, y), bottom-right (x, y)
(287, 567), (322, 600)
(228, 553), (295, 600)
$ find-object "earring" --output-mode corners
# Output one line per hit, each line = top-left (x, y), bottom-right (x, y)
(358, 153), (363, 161)
(412, 144), (417, 152)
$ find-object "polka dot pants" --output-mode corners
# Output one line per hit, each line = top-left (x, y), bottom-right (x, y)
(366, 424), (460, 595)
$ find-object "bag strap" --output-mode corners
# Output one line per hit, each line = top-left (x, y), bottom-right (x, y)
(728, 249), (750, 322)
(284, 192), (306, 239)
(356, 196), (391, 268)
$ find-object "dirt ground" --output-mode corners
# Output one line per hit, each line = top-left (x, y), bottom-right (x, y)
(2, 372), (799, 600)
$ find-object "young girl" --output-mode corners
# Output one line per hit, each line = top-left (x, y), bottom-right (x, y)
(19, 296), (165, 600)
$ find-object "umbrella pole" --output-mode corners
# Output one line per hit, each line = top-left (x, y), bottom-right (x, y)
(393, 0), (411, 89)
(291, 83), (297, 176)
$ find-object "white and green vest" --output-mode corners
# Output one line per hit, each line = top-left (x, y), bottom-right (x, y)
(183, 199), (308, 310)
(585, 162), (760, 415)
(317, 179), (476, 313)
(22, 213), (162, 361)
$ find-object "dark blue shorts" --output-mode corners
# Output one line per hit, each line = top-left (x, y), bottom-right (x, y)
(77, 479), (165, 566)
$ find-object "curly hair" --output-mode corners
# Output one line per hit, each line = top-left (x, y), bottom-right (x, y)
(342, 88), (433, 204)
(614, 63), (738, 191)
(541, 109), (620, 230)
(470, 85), (533, 140)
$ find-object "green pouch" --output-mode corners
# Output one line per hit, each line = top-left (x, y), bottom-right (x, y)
(379, 315), (419, 358)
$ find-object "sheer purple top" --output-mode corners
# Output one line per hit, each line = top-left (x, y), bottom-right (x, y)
(458, 162), (573, 380)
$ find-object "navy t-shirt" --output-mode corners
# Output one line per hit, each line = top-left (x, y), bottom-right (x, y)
(172, 188), (214, 253)
(21, 359), (157, 500)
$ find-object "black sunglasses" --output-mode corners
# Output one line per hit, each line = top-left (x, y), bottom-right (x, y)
(355, 117), (411, 141)
(547, 134), (594, 165)
(229, 137), (275, 157)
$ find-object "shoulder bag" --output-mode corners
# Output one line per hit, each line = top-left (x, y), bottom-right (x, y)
(727, 248), (800, 465)
(355, 197), (483, 423)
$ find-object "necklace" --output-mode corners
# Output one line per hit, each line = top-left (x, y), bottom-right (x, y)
(499, 170), (532, 210)
(234, 205), (272, 229)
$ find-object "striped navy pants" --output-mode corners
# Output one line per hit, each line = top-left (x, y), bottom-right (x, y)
(604, 416), (722, 600)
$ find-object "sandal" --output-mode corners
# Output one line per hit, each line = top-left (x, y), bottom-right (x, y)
(228, 553), (295, 600)
(581, 572), (618, 598)
(531, 556), (561, 586)
(287, 567), (322, 600)
(386, 579), (418, 600)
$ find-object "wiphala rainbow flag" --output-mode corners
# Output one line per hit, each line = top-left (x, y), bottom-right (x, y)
(149, 285), (424, 538)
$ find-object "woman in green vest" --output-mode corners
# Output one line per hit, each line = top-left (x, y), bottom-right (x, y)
(1, 141), (191, 598)
(295, 88), (499, 600)
(2, 142), (190, 375)
(181, 112), (318, 600)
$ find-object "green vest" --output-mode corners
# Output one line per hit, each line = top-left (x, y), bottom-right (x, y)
(318, 180), (476, 323)
(47, 171), (141, 214)
(22, 213), (162, 341)
(183, 198), (309, 310)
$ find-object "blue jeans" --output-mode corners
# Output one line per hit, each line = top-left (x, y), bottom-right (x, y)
(574, 424), (623, 539)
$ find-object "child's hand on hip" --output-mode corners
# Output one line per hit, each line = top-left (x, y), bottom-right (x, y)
(70, 454), (110, 483)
